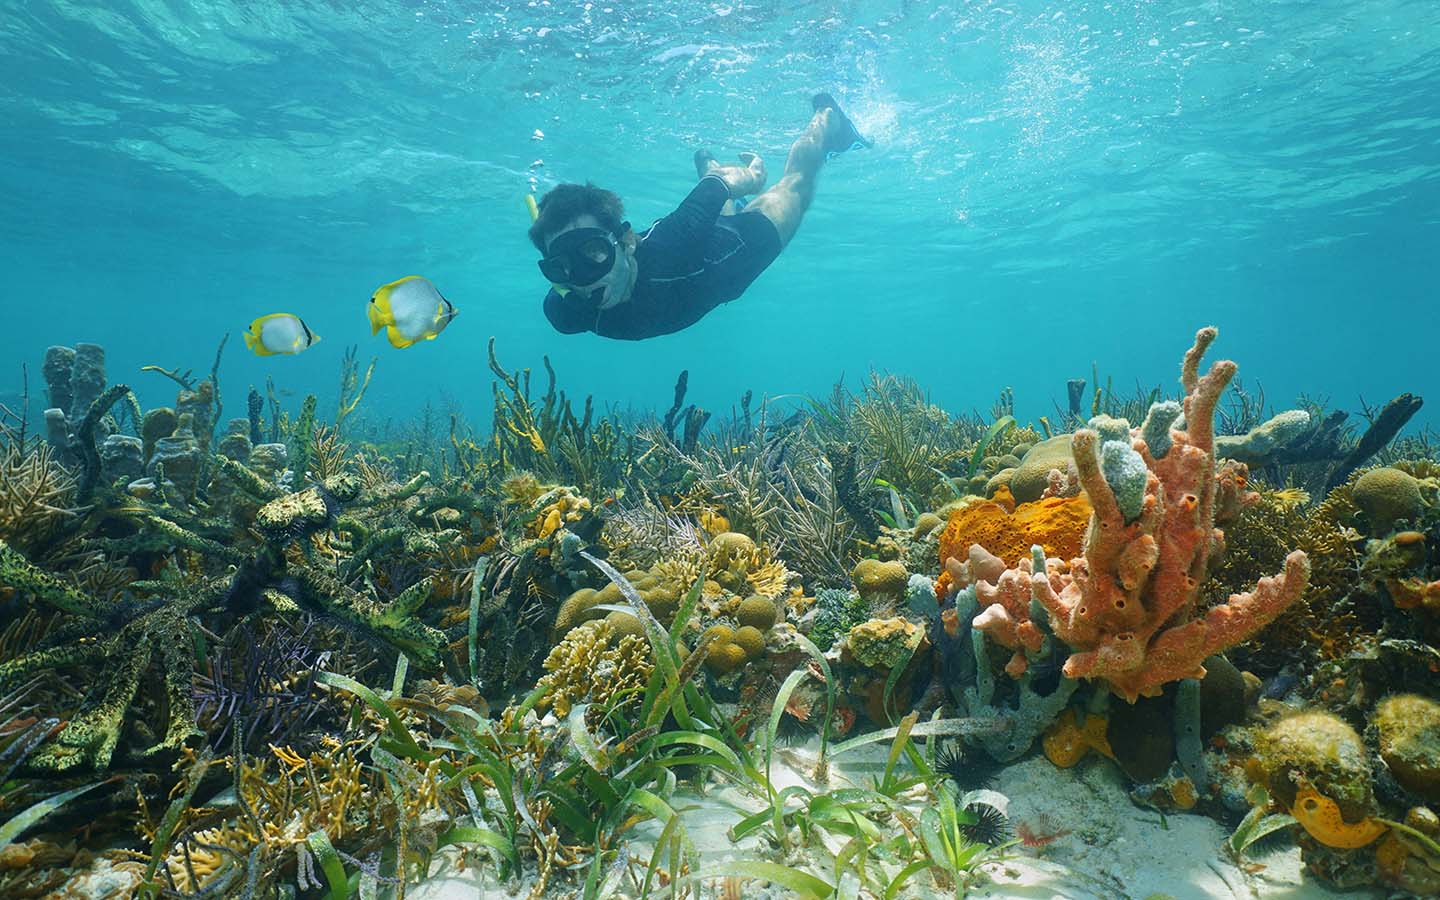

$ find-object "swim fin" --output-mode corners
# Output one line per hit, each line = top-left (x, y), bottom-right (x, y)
(693, 148), (718, 179)
(812, 92), (871, 158)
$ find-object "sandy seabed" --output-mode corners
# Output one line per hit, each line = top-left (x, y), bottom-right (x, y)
(410, 740), (1372, 900)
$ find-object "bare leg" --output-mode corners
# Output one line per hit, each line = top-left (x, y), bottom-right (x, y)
(743, 109), (842, 247)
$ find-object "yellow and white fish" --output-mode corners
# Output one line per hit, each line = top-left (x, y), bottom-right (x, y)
(243, 313), (320, 356)
(368, 276), (458, 349)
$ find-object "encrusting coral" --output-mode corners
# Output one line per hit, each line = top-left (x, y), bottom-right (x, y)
(1372, 693), (1440, 802)
(843, 617), (925, 669)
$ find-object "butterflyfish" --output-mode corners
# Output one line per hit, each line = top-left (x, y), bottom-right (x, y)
(367, 276), (459, 349)
(243, 313), (320, 357)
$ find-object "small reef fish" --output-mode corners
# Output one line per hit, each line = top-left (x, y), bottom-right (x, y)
(243, 313), (320, 356)
(368, 276), (459, 349)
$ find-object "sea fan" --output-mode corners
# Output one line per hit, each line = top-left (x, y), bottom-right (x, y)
(0, 442), (80, 556)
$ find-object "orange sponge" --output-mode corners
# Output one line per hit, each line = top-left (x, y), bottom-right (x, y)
(935, 494), (1091, 600)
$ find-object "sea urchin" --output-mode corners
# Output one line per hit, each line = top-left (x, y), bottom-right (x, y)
(959, 801), (1012, 847)
(935, 741), (1002, 791)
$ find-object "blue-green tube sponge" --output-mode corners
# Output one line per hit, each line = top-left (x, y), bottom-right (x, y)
(1140, 400), (1182, 458)
(1100, 439), (1148, 523)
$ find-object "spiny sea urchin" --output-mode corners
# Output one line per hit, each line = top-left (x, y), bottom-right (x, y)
(935, 741), (1002, 791)
(775, 710), (815, 746)
(959, 801), (1012, 847)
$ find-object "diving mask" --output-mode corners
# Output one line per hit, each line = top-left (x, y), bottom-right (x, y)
(538, 224), (629, 287)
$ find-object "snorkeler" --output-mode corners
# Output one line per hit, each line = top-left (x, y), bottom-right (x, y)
(529, 93), (869, 340)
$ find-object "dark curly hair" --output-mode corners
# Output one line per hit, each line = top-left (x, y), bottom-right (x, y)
(528, 182), (626, 252)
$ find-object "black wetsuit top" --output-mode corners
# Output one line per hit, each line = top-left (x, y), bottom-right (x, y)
(542, 174), (783, 340)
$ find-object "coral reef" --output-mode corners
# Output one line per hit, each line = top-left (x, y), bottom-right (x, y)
(947, 329), (1310, 702)
(1250, 710), (1374, 821)
(0, 442), (80, 558)
(0, 325), (1429, 900)
(809, 586), (870, 653)
(1007, 435), (1075, 504)
(843, 617), (925, 669)
(852, 557), (908, 603)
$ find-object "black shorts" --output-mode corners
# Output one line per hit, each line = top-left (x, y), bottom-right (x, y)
(707, 210), (783, 304)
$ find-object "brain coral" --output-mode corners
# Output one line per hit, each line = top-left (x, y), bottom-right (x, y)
(934, 494), (1092, 600)
(853, 559), (909, 600)
(736, 595), (779, 630)
(1009, 435), (1074, 504)
(1353, 466), (1425, 536)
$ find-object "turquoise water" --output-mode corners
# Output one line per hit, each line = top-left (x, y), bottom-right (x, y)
(3, 0), (1437, 428)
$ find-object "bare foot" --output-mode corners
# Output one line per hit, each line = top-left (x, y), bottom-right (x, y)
(738, 151), (767, 191)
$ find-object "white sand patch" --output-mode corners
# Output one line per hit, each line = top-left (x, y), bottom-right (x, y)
(411, 744), (1380, 899)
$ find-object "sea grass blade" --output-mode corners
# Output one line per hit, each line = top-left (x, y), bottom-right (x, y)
(305, 830), (349, 900)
